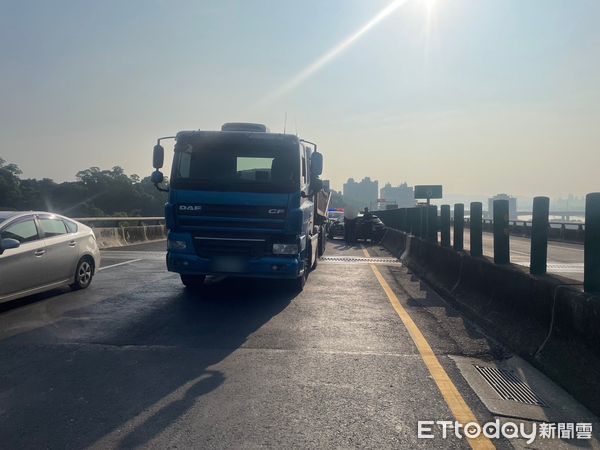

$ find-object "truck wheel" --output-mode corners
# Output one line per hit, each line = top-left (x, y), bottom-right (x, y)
(318, 227), (326, 257)
(309, 239), (318, 270)
(290, 254), (309, 292)
(292, 272), (307, 292)
(181, 274), (206, 289)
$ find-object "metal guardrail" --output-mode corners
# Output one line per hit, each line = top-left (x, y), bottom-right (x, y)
(376, 193), (600, 293)
(73, 217), (165, 227)
(467, 219), (586, 243)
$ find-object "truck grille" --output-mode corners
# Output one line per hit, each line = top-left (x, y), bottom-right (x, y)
(176, 204), (287, 231)
(179, 219), (284, 230)
(178, 204), (286, 219)
(193, 236), (268, 258)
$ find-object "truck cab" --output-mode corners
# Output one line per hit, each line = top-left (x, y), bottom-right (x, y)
(151, 123), (328, 291)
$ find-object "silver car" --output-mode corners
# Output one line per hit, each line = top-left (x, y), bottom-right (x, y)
(0, 211), (101, 303)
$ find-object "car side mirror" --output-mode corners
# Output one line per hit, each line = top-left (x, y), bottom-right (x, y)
(153, 144), (165, 169)
(0, 238), (20, 255)
(311, 152), (323, 176)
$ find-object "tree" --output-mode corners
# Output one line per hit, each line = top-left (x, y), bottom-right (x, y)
(0, 157), (23, 209)
(0, 159), (167, 216)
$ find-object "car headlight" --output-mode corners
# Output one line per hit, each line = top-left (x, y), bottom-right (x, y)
(168, 240), (187, 250)
(272, 243), (298, 255)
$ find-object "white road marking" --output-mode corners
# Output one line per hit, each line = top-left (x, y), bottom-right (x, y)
(98, 259), (142, 271)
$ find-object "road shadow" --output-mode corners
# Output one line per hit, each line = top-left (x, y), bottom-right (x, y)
(0, 285), (73, 313)
(0, 276), (296, 449)
(383, 266), (509, 359)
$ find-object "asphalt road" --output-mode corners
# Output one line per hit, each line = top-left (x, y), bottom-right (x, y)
(0, 239), (596, 448)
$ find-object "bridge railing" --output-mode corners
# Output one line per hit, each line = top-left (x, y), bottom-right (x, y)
(72, 217), (166, 248)
(74, 217), (165, 227)
(468, 219), (586, 243)
(376, 193), (600, 294)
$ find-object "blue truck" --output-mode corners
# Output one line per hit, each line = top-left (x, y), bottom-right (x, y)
(150, 122), (330, 291)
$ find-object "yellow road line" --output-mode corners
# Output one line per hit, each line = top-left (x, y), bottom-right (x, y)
(363, 245), (495, 449)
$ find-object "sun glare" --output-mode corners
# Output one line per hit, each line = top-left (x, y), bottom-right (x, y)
(254, 0), (410, 108)
(421, 0), (438, 58)
(422, 0), (437, 14)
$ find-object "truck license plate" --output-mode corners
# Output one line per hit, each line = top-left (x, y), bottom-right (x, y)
(211, 256), (248, 273)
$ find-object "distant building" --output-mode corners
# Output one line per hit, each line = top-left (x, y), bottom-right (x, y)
(343, 177), (378, 209)
(488, 194), (518, 220)
(380, 182), (415, 209)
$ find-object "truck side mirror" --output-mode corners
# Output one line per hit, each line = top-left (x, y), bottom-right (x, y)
(151, 170), (164, 184)
(311, 178), (323, 194)
(0, 238), (20, 255)
(311, 152), (323, 176)
(153, 144), (165, 169)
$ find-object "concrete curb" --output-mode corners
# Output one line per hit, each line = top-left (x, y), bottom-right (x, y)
(380, 227), (600, 415)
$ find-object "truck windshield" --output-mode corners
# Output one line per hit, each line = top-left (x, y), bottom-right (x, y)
(171, 136), (300, 193)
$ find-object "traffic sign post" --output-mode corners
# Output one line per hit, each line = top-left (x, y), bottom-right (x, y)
(414, 185), (443, 206)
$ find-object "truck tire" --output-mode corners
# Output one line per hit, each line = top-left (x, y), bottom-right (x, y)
(180, 274), (206, 289)
(318, 227), (326, 257)
(309, 237), (318, 270)
(290, 253), (310, 292)
(292, 272), (307, 292)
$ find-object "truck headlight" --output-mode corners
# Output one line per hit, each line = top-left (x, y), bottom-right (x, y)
(168, 240), (187, 250)
(272, 243), (298, 255)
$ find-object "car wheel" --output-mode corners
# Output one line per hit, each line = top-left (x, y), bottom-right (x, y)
(71, 257), (94, 290)
(181, 274), (206, 289)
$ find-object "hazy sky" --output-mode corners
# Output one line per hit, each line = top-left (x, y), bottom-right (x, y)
(1, 0), (599, 197)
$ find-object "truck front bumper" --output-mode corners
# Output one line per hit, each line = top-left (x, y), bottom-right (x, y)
(167, 252), (303, 279)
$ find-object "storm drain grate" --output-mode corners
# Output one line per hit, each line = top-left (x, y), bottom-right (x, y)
(321, 256), (402, 265)
(474, 365), (547, 406)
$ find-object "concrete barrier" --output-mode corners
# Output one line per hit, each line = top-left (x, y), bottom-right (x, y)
(381, 227), (600, 415)
(93, 225), (166, 249)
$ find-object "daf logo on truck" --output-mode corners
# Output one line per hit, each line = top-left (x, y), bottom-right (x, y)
(179, 205), (202, 212)
(150, 122), (330, 291)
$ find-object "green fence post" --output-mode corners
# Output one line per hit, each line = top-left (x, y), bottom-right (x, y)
(440, 205), (451, 247)
(453, 203), (464, 251)
(530, 196), (549, 275)
(493, 199), (510, 264)
(470, 202), (483, 257)
(427, 205), (438, 243)
(584, 193), (600, 292)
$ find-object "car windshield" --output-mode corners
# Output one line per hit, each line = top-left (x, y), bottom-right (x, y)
(171, 135), (300, 193)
